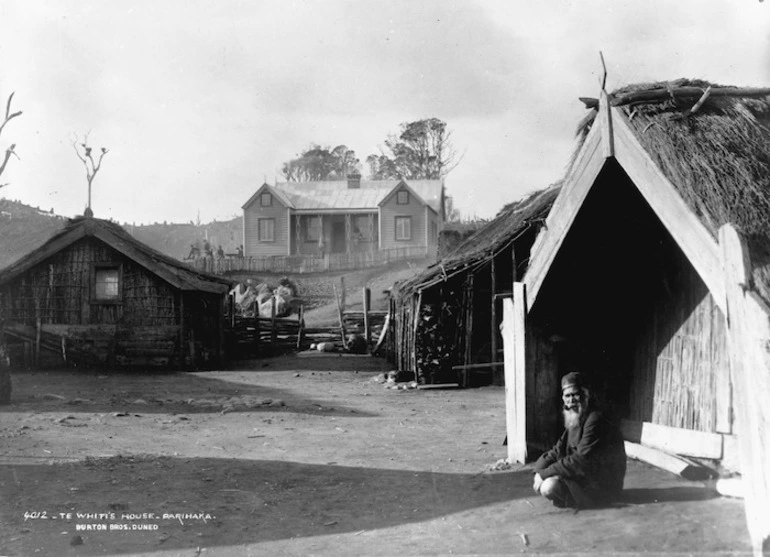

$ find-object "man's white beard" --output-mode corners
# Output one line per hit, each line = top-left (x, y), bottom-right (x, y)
(563, 405), (583, 429)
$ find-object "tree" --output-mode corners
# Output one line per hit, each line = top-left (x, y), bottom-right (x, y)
(0, 92), (22, 189)
(72, 133), (108, 214)
(367, 118), (460, 180)
(281, 144), (360, 181)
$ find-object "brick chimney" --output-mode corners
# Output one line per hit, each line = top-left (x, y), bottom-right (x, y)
(347, 173), (361, 189)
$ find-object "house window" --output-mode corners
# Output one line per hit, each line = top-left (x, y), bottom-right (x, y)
(260, 193), (272, 207)
(258, 218), (275, 242)
(93, 266), (121, 302)
(397, 190), (410, 205)
(395, 216), (412, 241)
(305, 216), (321, 242)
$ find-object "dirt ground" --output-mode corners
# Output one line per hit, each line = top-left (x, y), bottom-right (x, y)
(0, 354), (752, 557)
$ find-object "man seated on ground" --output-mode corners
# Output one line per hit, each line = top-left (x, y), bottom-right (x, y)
(532, 371), (626, 509)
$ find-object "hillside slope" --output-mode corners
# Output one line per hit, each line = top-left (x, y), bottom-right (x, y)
(0, 199), (242, 268)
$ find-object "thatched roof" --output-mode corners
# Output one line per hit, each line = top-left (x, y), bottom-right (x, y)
(579, 79), (770, 302)
(0, 216), (233, 294)
(394, 184), (560, 296)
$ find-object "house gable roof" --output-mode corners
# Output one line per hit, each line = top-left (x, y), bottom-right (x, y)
(524, 80), (770, 313)
(378, 180), (434, 214)
(242, 183), (294, 210)
(0, 217), (233, 294)
(259, 179), (444, 214)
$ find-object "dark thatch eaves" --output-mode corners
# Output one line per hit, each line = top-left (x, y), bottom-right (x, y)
(578, 78), (770, 303)
(393, 183), (561, 296)
(0, 216), (233, 294)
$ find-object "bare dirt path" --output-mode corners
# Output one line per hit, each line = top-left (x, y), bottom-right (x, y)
(0, 355), (751, 556)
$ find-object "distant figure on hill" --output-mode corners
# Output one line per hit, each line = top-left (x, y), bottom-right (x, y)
(216, 245), (224, 259)
(203, 240), (212, 259)
(187, 244), (200, 260)
(236, 245), (244, 258)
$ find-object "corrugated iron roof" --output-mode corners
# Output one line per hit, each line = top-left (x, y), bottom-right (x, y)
(274, 179), (443, 213)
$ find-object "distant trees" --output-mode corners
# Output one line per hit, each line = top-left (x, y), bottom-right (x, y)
(281, 144), (360, 182)
(0, 92), (22, 189)
(367, 118), (459, 180)
(280, 118), (460, 182)
(72, 133), (108, 214)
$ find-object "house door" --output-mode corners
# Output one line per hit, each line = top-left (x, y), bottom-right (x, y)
(502, 282), (527, 464)
(331, 221), (346, 254)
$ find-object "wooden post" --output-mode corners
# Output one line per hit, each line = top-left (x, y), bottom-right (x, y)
(720, 224), (770, 556)
(502, 282), (527, 464)
(296, 304), (305, 350)
(333, 284), (347, 348)
(490, 256), (497, 367)
(0, 325), (11, 405)
(340, 277), (346, 313)
(270, 297), (277, 350)
(35, 317), (42, 367)
(412, 291), (422, 382)
(363, 287), (371, 347)
(462, 274), (474, 386)
(253, 307), (260, 356)
(179, 292), (186, 368)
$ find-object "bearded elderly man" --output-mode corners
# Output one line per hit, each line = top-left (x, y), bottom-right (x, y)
(532, 372), (627, 509)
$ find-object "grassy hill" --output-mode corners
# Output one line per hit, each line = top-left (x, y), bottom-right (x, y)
(0, 199), (242, 269)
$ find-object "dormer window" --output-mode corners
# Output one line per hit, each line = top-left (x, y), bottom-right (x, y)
(260, 193), (272, 207)
(397, 190), (409, 205)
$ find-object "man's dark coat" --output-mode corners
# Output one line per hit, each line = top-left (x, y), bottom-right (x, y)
(533, 410), (626, 506)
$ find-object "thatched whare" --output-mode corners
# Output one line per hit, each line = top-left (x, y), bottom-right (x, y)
(0, 215), (233, 370)
(387, 183), (560, 386)
(513, 79), (770, 554)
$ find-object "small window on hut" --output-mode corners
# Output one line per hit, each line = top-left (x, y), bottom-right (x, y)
(93, 266), (121, 302)
(397, 190), (410, 205)
(260, 193), (272, 207)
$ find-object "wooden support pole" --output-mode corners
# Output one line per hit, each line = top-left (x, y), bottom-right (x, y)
(490, 256), (497, 367)
(502, 282), (527, 464)
(35, 317), (42, 367)
(720, 224), (770, 556)
(333, 284), (347, 348)
(340, 277), (346, 313)
(270, 297), (277, 350)
(296, 304), (305, 350)
(363, 287), (371, 347)
(179, 292), (186, 368)
(253, 305), (260, 356)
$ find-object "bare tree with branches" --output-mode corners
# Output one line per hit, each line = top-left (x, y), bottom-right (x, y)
(72, 133), (108, 215)
(0, 92), (23, 189)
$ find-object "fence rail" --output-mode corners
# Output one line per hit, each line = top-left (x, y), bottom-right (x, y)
(193, 246), (435, 275)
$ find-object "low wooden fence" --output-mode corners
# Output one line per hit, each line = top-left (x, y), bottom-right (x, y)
(193, 246), (435, 275)
(225, 285), (389, 358)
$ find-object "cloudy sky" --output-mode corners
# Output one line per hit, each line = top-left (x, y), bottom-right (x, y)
(0, 0), (768, 224)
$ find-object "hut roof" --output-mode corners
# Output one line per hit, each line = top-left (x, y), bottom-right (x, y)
(394, 184), (560, 295)
(0, 216), (233, 294)
(577, 79), (770, 302)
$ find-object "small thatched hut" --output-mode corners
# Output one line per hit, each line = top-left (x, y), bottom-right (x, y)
(509, 79), (770, 553)
(0, 214), (233, 369)
(388, 184), (559, 386)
